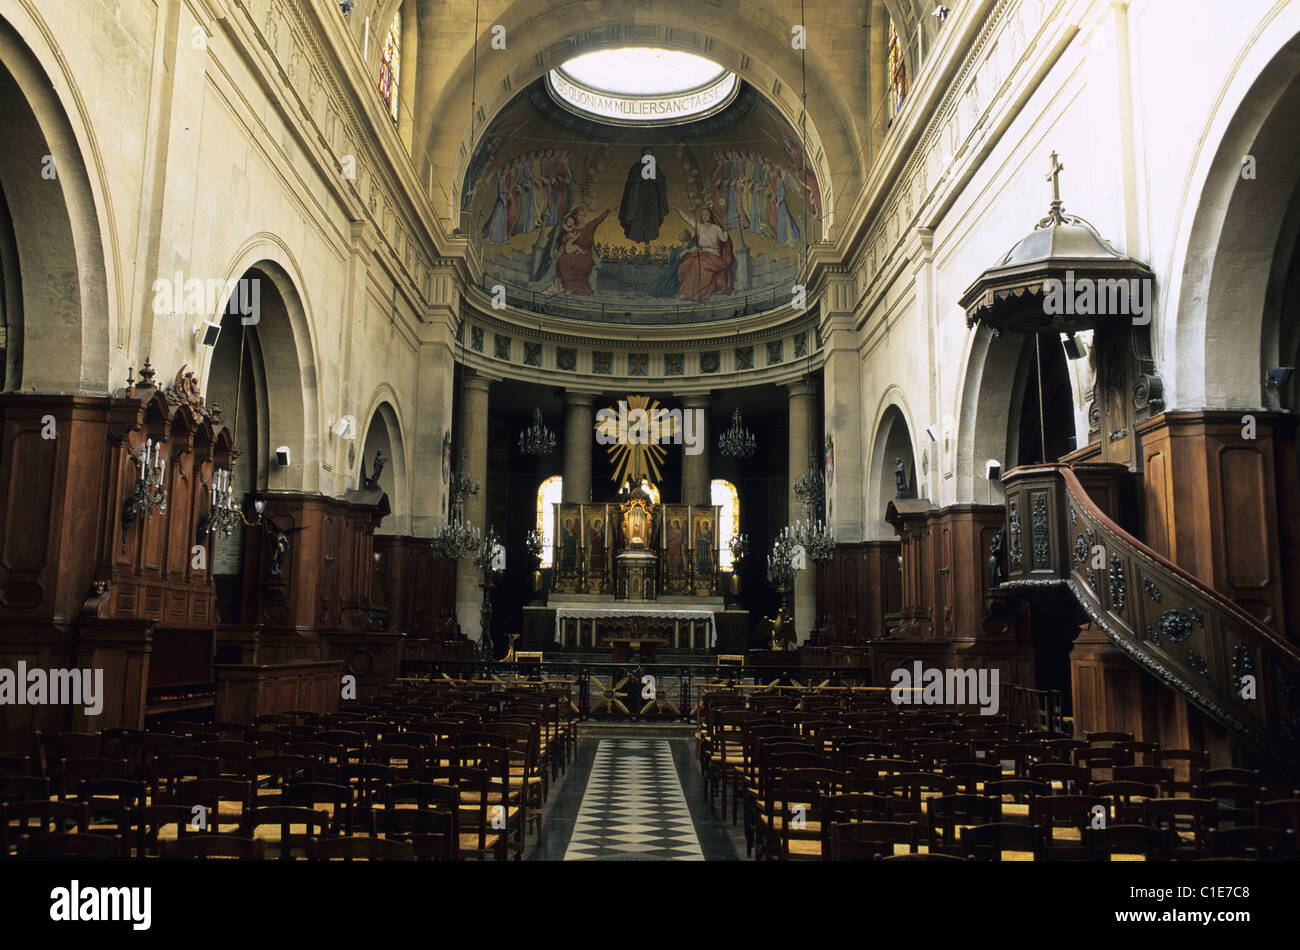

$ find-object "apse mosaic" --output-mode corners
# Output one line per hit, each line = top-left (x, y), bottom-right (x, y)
(461, 81), (824, 315)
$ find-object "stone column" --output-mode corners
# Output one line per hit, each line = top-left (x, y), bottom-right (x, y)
(680, 393), (711, 505)
(455, 373), (491, 642)
(821, 280), (863, 541)
(562, 391), (594, 503)
(788, 380), (816, 642)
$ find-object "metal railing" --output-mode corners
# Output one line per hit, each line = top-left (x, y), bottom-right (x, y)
(397, 658), (1063, 730)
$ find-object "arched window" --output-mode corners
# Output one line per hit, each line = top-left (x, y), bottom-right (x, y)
(711, 479), (740, 571)
(888, 17), (908, 118)
(537, 475), (563, 567)
(378, 10), (401, 123)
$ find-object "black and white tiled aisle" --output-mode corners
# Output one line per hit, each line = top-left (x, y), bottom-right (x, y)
(529, 737), (739, 861)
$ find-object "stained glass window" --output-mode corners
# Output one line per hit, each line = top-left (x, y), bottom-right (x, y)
(378, 10), (401, 123)
(711, 479), (740, 571)
(888, 17), (908, 117)
(537, 476), (563, 568)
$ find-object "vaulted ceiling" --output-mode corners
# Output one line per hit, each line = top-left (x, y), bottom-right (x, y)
(342, 0), (941, 234)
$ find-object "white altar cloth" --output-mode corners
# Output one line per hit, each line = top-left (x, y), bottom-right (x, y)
(554, 605), (717, 647)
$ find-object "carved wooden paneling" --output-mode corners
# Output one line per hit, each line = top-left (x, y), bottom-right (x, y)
(373, 535), (456, 636)
(1137, 412), (1286, 632)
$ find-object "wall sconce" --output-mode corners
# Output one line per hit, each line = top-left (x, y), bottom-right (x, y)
(122, 437), (168, 549)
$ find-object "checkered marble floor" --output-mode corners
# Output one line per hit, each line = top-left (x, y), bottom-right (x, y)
(563, 739), (705, 860)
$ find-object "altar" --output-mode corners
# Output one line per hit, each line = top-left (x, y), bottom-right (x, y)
(547, 467), (726, 655)
(554, 604), (718, 650)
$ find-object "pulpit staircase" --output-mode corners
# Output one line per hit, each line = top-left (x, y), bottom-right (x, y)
(1000, 463), (1300, 783)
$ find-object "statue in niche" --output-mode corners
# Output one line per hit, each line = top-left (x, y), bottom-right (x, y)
(263, 516), (296, 579)
(361, 448), (386, 491)
(895, 457), (915, 499)
(987, 529), (1008, 590)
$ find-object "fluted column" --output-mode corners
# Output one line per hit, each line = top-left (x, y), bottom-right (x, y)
(456, 373), (491, 642)
(788, 381), (816, 643)
(562, 392), (594, 503)
(680, 393), (711, 506)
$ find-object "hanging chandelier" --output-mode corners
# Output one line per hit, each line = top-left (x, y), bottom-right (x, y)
(433, 450), (481, 561)
(718, 407), (756, 459)
(793, 450), (825, 518)
(448, 451), (480, 511)
(432, 513), (480, 561)
(200, 465), (266, 537)
(793, 517), (836, 564)
(729, 532), (750, 566)
(518, 407), (556, 456)
(766, 526), (800, 588)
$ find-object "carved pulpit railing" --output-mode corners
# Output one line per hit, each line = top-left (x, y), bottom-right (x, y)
(1001, 463), (1300, 779)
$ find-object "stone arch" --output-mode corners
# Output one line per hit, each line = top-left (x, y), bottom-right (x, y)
(202, 239), (321, 493)
(955, 325), (1080, 504)
(1163, 8), (1300, 409)
(0, 12), (115, 393)
(866, 389), (920, 537)
(360, 394), (410, 534)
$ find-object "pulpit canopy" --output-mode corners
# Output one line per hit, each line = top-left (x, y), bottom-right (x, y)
(959, 152), (1153, 335)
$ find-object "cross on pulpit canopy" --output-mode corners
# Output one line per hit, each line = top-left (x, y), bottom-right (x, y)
(1045, 151), (1066, 222)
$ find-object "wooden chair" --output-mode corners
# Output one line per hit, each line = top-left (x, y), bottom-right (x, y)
(149, 753), (218, 797)
(1113, 765), (1176, 797)
(76, 778), (146, 838)
(1028, 762), (1090, 795)
(284, 781), (357, 836)
(927, 793), (1001, 853)
(1090, 780), (1160, 823)
(880, 851), (969, 861)
(1197, 783), (1264, 827)
(879, 772), (956, 821)
(374, 807), (456, 860)
(160, 835), (266, 860)
(159, 778), (253, 834)
(1146, 797), (1219, 859)
(1154, 749), (1209, 796)
(1086, 824), (1167, 861)
(827, 820), (919, 860)
(2, 800), (89, 855)
(57, 758), (129, 799)
(240, 805), (331, 860)
(942, 761), (1001, 795)
(1030, 794), (1095, 860)
(985, 779), (1052, 823)
(772, 768), (840, 860)
(124, 804), (201, 858)
(339, 763), (395, 826)
(1209, 826), (1290, 860)
(18, 831), (123, 859)
(247, 753), (315, 802)
(960, 822), (1043, 861)
(310, 836), (415, 861)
